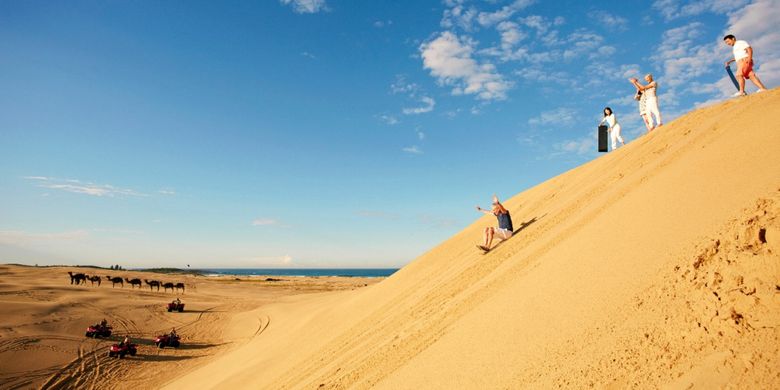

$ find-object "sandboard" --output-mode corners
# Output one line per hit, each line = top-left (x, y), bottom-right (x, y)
(726, 65), (740, 91)
(598, 125), (609, 152)
(476, 245), (490, 254)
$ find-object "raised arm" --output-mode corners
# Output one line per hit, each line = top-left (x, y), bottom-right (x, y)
(629, 78), (647, 91)
(493, 195), (508, 214)
(475, 205), (493, 215)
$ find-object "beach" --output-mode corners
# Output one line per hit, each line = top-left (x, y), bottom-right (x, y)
(0, 265), (382, 389)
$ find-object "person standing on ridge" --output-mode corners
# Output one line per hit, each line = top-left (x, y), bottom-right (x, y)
(724, 34), (768, 96)
(475, 194), (514, 253)
(629, 74), (662, 130)
(599, 107), (625, 150)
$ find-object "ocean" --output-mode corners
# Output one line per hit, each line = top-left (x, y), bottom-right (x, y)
(202, 268), (399, 278)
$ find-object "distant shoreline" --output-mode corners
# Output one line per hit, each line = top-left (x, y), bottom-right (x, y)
(1, 264), (399, 278)
(200, 268), (399, 278)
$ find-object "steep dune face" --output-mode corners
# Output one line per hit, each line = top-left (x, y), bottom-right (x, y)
(167, 90), (780, 389)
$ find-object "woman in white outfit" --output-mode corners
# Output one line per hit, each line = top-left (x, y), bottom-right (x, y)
(599, 107), (624, 150)
(630, 74), (662, 130)
(633, 84), (652, 132)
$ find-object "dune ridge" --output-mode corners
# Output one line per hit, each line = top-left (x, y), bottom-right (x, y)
(166, 90), (780, 389)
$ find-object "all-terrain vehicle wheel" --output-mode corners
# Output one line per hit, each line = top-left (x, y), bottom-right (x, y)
(86, 332), (92, 337)
(108, 352), (113, 357)
(178, 308), (183, 312)
(130, 350), (136, 356)
(157, 342), (164, 349)
(167, 308), (172, 312)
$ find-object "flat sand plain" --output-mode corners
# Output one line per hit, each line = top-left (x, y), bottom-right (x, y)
(0, 265), (381, 389)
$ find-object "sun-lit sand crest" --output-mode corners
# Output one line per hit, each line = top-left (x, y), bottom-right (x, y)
(2, 89), (779, 389)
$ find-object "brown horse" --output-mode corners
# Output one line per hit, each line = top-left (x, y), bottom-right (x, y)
(124, 278), (142, 289)
(105, 276), (124, 288)
(162, 282), (175, 292)
(144, 279), (161, 291)
(68, 272), (87, 285)
(86, 275), (102, 286)
(174, 282), (185, 293)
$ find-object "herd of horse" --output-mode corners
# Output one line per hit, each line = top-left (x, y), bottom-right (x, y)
(67, 271), (185, 293)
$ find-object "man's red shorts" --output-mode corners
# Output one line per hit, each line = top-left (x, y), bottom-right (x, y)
(739, 59), (754, 78)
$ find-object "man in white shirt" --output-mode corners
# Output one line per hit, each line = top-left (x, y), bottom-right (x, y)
(724, 34), (768, 96)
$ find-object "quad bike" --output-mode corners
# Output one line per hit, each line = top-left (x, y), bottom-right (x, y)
(108, 342), (137, 358)
(154, 334), (181, 349)
(85, 324), (112, 338)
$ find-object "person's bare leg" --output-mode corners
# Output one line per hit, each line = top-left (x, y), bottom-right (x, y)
(482, 227), (490, 247)
(748, 71), (768, 90)
(486, 228), (495, 249)
(737, 64), (747, 94)
(643, 114), (653, 132)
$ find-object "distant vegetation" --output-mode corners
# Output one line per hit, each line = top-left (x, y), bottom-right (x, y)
(137, 268), (206, 276)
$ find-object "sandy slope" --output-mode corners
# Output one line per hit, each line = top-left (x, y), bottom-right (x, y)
(0, 266), (380, 389)
(166, 89), (780, 389)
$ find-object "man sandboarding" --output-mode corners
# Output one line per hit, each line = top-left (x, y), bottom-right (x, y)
(475, 194), (514, 253)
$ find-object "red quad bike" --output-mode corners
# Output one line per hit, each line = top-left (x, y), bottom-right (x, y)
(154, 334), (181, 349)
(108, 343), (137, 358)
(85, 324), (113, 338)
(167, 301), (185, 312)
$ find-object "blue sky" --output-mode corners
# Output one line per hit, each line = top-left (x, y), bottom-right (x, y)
(1, 0), (778, 268)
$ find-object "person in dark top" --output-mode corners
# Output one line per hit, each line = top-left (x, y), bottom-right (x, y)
(475, 194), (514, 252)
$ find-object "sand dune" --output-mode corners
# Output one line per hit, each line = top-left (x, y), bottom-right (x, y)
(3, 90), (778, 389)
(165, 90), (780, 389)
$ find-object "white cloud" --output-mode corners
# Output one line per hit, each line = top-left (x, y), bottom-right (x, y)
(402, 146), (423, 154)
(252, 218), (278, 226)
(25, 176), (146, 197)
(553, 135), (597, 156)
(374, 20), (392, 28)
(588, 10), (628, 32)
(420, 32), (511, 100)
(653, 0), (750, 20)
(528, 107), (578, 127)
(417, 130), (426, 140)
(300, 51), (317, 59)
(390, 75), (420, 95)
(280, 0), (327, 14)
(0, 230), (90, 245)
(481, 21), (529, 61)
(158, 188), (176, 196)
(402, 96), (436, 115)
(379, 114), (399, 125)
(441, 4), (478, 31)
(476, 0), (536, 27)
(515, 67), (569, 84)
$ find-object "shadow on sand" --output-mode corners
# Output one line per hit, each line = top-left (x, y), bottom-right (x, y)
(483, 214), (545, 252)
(176, 342), (228, 350)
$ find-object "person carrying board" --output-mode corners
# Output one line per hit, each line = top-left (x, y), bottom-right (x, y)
(723, 34), (768, 96)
